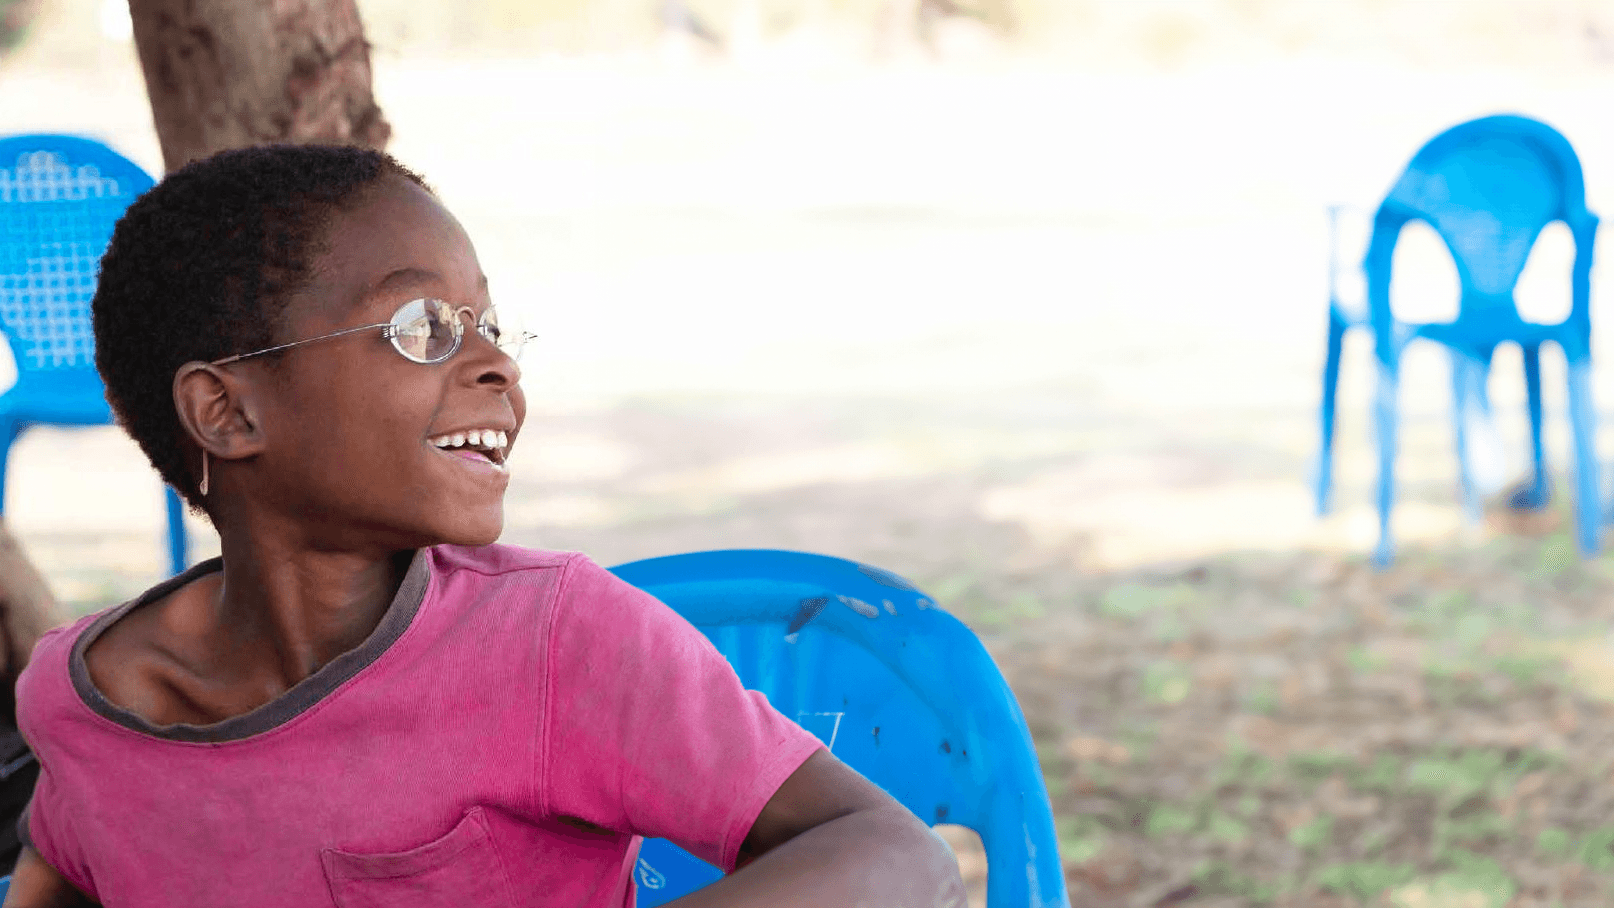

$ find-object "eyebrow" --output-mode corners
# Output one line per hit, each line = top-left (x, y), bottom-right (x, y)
(371, 267), (491, 297)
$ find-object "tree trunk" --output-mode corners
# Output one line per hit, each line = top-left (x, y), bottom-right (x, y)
(0, 0), (46, 56)
(128, 0), (391, 173)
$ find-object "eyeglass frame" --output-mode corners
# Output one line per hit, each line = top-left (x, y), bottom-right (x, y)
(209, 298), (533, 367)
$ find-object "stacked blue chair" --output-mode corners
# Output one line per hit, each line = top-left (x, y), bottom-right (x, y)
(0, 134), (188, 576)
(609, 549), (1069, 908)
(1315, 115), (1599, 565)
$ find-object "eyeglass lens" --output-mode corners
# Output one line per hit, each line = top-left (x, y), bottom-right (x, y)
(389, 299), (519, 364)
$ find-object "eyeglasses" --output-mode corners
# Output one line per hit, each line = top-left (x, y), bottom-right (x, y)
(210, 298), (535, 366)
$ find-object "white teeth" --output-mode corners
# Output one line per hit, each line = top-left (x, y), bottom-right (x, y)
(429, 429), (508, 450)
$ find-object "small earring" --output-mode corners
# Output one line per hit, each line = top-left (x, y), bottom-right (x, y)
(199, 450), (210, 497)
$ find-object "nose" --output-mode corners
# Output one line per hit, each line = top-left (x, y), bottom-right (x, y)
(458, 320), (522, 389)
(480, 351), (521, 388)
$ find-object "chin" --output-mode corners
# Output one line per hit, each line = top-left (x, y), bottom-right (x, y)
(431, 510), (505, 548)
(459, 523), (505, 548)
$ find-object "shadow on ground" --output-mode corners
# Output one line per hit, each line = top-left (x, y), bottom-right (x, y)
(30, 395), (1614, 908)
(493, 398), (1614, 908)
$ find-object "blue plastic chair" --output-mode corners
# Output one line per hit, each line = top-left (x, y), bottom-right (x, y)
(1315, 115), (1599, 564)
(608, 549), (1069, 908)
(0, 135), (188, 576)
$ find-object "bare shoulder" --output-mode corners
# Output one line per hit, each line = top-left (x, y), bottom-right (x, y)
(79, 575), (220, 726)
(79, 604), (175, 724)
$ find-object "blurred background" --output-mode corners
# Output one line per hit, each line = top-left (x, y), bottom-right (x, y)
(12, 0), (1614, 904)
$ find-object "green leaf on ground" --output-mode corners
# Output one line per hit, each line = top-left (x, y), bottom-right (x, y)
(1143, 661), (1193, 704)
(1406, 751), (1505, 804)
(1057, 815), (1106, 864)
(1351, 753), (1403, 792)
(1099, 583), (1195, 620)
(1289, 750), (1354, 784)
(1205, 811), (1248, 844)
(1317, 860), (1417, 903)
(1289, 814), (1333, 851)
(1574, 825), (1614, 871)
(1536, 827), (1571, 858)
(1146, 803), (1197, 838)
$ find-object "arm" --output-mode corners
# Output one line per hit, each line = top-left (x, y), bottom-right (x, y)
(0, 524), (63, 723)
(668, 749), (966, 908)
(2, 847), (98, 908)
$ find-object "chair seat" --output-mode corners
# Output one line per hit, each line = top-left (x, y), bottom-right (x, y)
(1413, 318), (1576, 352)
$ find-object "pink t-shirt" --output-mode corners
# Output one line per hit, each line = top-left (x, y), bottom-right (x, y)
(17, 545), (823, 907)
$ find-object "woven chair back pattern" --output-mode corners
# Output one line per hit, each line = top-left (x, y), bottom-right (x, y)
(0, 151), (136, 372)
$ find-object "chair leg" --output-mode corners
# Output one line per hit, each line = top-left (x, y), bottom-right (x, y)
(1450, 348), (1502, 525)
(1316, 312), (1347, 516)
(1373, 357), (1401, 567)
(1511, 343), (1551, 510)
(165, 487), (188, 577)
(1449, 351), (1482, 527)
(1566, 354), (1601, 555)
(0, 420), (25, 516)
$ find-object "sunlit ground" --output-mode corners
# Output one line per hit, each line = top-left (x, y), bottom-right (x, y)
(9, 7), (1614, 904)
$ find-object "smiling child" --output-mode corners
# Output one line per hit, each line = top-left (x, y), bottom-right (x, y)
(4, 145), (963, 907)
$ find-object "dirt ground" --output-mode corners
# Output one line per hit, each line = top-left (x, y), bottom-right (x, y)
(503, 399), (1614, 908)
(19, 393), (1614, 908)
(485, 393), (1614, 908)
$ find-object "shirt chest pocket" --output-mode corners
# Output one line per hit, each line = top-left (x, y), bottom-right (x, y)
(321, 807), (518, 908)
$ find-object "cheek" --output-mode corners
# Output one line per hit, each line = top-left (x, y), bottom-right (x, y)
(334, 353), (433, 410)
(280, 361), (434, 452)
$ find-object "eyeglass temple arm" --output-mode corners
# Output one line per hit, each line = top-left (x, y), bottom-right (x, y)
(209, 322), (394, 366)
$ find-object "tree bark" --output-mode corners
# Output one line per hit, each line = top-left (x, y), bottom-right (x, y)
(127, 0), (391, 173)
(0, 0), (46, 56)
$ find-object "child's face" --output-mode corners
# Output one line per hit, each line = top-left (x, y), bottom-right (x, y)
(245, 174), (526, 549)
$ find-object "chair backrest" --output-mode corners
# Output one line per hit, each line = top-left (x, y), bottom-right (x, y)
(0, 135), (154, 378)
(609, 549), (1069, 908)
(1365, 114), (1596, 340)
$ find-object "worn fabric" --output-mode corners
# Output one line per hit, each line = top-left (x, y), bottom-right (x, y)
(17, 545), (821, 907)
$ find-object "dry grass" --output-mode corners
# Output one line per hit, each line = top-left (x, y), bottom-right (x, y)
(480, 397), (1614, 908)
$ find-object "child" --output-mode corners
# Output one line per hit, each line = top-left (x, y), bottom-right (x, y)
(6, 145), (963, 907)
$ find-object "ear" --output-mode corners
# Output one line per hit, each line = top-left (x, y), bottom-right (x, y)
(172, 362), (267, 460)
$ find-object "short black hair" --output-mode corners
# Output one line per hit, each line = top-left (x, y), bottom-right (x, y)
(93, 143), (427, 510)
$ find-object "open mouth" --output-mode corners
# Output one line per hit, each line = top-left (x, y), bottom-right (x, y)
(427, 428), (510, 472)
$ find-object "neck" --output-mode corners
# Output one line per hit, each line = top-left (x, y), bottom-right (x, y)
(208, 532), (415, 688)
